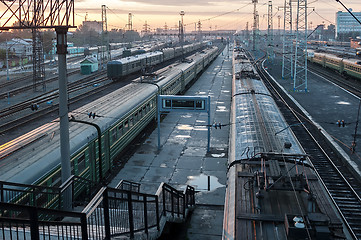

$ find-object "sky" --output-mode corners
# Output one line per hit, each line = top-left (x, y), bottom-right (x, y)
(1, 0), (360, 32)
(74, 0), (360, 31)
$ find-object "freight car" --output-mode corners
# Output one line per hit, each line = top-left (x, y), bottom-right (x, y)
(0, 46), (220, 207)
(223, 45), (346, 239)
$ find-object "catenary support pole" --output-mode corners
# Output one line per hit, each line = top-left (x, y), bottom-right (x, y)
(56, 27), (72, 210)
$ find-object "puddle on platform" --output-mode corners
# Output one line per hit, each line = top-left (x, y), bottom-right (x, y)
(175, 135), (191, 138)
(336, 101), (351, 105)
(211, 153), (226, 158)
(177, 124), (193, 130)
(216, 106), (227, 112)
(186, 173), (224, 192)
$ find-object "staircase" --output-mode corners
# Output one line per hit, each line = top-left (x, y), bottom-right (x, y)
(0, 179), (195, 239)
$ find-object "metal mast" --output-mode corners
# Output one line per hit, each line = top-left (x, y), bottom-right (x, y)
(267, 1), (274, 61)
(293, 0), (308, 91)
(101, 5), (109, 68)
(252, 0), (258, 51)
(180, 11), (185, 45)
(282, 0), (294, 79)
(127, 13), (133, 31)
(0, 0), (75, 210)
(32, 29), (45, 91)
(197, 20), (202, 41)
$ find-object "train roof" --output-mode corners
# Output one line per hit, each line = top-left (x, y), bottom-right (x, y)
(224, 46), (345, 239)
(109, 51), (163, 65)
(0, 82), (158, 184)
(0, 46), (216, 185)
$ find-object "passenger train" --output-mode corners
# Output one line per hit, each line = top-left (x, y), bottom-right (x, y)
(0, 46), (220, 207)
(223, 44), (346, 239)
(307, 50), (361, 80)
(107, 42), (205, 80)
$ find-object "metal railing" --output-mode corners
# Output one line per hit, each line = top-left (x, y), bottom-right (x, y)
(0, 202), (88, 240)
(115, 179), (141, 192)
(0, 181), (195, 239)
(82, 182), (195, 239)
(0, 175), (99, 210)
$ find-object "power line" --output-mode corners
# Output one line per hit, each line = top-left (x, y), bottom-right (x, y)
(184, 3), (252, 27)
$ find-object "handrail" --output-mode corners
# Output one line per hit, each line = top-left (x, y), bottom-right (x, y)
(1, 181), (196, 239)
(115, 179), (141, 192)
(0, 202), (88, 239)
(1, 175), (101, 210)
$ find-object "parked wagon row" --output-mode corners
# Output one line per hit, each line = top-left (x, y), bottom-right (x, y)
(0, 46), (220, 208)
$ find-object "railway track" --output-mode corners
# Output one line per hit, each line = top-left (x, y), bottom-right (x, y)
(0, 72), (111, 134)
(0, 69), (80, 99)
(0, 54), (85, 94)
(308, 63), (361, 97)
(253, 56), (361, 239)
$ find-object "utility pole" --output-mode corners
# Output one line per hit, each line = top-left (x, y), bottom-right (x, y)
(252, 0), (259, 51)
(246, 22), (250, 43)
(127, 13), (133, 31)
(101, 5), (109, 68)
(0, 0), (75, 211)
(180, 11), (185, 45)
(32, 4), (45, 92)
(281, 0), (294, 80)
(293, 0), (308, 92)
(197, 20), (202, 41)
(180, 11), (185, 59)
(143, 21), (150, 35)
(278, 15), (281, 42)
(267, 1), (274, 61)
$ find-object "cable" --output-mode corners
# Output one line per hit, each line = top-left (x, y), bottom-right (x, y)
(310, 10), (334, 24)
(184, 3), (252, 27)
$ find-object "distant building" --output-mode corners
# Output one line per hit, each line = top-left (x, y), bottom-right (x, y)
(336, 10), (361, 38)
(82, 21), (102, 33)
(80, 57), (98, 75)
(0, 38), (32, 59)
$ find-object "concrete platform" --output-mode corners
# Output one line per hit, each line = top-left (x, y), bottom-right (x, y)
(264, 57), (361, 177)
(110, 46), (233, 238)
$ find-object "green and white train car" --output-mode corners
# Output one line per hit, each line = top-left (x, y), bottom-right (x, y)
(307, 50), (361, 80)
(0, 46), (220, 207)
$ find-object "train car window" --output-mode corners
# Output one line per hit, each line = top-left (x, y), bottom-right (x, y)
(135, 112), (138, 121)
(147, 103), (150, 110)
(124, 120), (129, 130)
(118, 125), (123, 136)
(129, 117), (134, 127)
(71, 159), (75, 175)
(78, 153), (86, 173)
(143, 105), (146, 113)
(51, 171), (62, 187)
(139, 109), (142, 118)
(111, 128), (118, 142)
